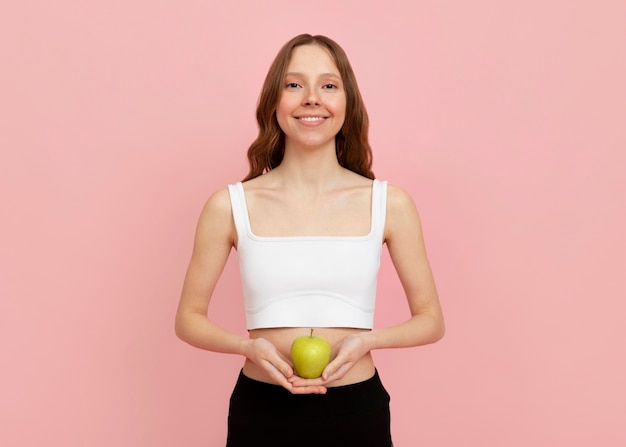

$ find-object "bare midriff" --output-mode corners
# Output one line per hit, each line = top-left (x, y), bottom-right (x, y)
(243, 327), (375, 387)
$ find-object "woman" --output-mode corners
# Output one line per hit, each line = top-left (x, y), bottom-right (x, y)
(175, 34), (444, 446)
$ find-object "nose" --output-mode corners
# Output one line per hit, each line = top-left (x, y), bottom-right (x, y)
(304, 89), (320, 106)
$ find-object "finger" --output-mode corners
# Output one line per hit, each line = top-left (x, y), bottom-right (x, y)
(276, 352), (295, 378)
(322, 361), (352, 381)
(320, 356), (345, 380)
(264, 351), (294, 378)
(274, 372), (327, 394)
(287, 375), (327, 387)
(288, 384), (328, 395)
(261, 365), (314, 395)
(262, 358), (293, 381)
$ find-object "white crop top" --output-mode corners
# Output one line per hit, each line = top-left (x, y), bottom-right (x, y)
(227, 179), (388, 330)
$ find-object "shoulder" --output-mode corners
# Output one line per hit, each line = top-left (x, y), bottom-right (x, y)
(384, 182), (418, 212)
(200, 186), (233, 218)
(383, 183), (422, 240)
(194, 186), (236, 244)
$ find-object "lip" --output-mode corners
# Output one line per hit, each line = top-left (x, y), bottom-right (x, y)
(294, 115), (329, 127)
(294, 116), (328, 128)
(295, 115), (328, 121)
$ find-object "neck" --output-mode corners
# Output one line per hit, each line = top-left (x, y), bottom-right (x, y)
(274, 140), (344, 190)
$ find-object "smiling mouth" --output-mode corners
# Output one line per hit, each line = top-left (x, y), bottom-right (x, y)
(296, 116), (327, 121)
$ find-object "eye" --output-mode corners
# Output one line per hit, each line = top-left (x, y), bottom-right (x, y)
(322, 83), (337, 89)
(286, 82), (301, 89)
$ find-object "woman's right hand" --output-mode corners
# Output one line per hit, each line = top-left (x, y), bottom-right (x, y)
(244, 338), (327, 394)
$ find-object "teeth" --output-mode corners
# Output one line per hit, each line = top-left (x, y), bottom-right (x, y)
(299, 116), (325, 121)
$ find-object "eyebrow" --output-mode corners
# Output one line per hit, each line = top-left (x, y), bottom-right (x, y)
(284, 71), (342, 80)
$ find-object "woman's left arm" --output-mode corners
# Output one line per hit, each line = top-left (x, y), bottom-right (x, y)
(318, 184), (445, 383)
(365, 183), (445, 348)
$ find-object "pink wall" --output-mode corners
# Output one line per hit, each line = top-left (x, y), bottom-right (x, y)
(2, 1), (625, 445)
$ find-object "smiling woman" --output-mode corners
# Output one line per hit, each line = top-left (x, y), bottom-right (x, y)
(175, 33), (444, 446)
(243, 34), (373, 182)
(275, 45), (346, 151)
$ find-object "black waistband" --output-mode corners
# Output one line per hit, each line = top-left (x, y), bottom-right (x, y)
(233, 368), (388, 403)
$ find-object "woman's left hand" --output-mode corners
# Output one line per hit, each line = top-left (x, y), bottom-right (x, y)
(288, 332), (370, 387)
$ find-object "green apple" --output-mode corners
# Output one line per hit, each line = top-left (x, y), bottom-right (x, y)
(290, 329), (332, 379)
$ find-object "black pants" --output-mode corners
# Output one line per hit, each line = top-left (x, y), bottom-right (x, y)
(226, 369), (393, 446)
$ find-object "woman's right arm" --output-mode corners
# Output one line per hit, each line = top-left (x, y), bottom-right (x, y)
(174, 188), (326, 394)
(174, 188), (249, 354)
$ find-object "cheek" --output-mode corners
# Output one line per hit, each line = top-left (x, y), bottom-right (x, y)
(275, 113), (288, 134)
(276, 95), (297, 117)
(275, 101), (290, 128)
(328, 94), (346, 113)
(330, 98), (347, 121)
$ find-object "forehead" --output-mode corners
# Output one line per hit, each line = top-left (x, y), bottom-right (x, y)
(286, 44), (340, 77)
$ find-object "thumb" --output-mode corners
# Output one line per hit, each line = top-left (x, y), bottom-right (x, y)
(322, 358), (348, 381)
(273, 355), (294, 378)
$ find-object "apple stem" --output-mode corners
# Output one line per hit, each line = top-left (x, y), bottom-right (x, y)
(310, 328), (314, 337)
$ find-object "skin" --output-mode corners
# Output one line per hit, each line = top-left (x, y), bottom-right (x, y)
(175, 44), (445, 395)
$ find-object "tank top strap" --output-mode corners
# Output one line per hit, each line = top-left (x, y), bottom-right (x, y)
(227, 182), (248, 239)
(371, 179), (388, 241)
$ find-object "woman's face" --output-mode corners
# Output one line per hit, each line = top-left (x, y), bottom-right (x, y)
(275, 44), (346, 151)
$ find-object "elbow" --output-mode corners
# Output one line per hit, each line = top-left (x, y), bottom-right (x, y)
(430, 301), (446, 342)
(174, 312), (188, 342)
(427, 313), (446, 344)
(433, 318), (446, 343)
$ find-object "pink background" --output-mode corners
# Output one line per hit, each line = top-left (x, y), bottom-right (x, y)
(2, 1), (625, 446)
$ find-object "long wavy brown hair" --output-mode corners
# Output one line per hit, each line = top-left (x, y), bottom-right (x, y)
(243, 34), (374, 181)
